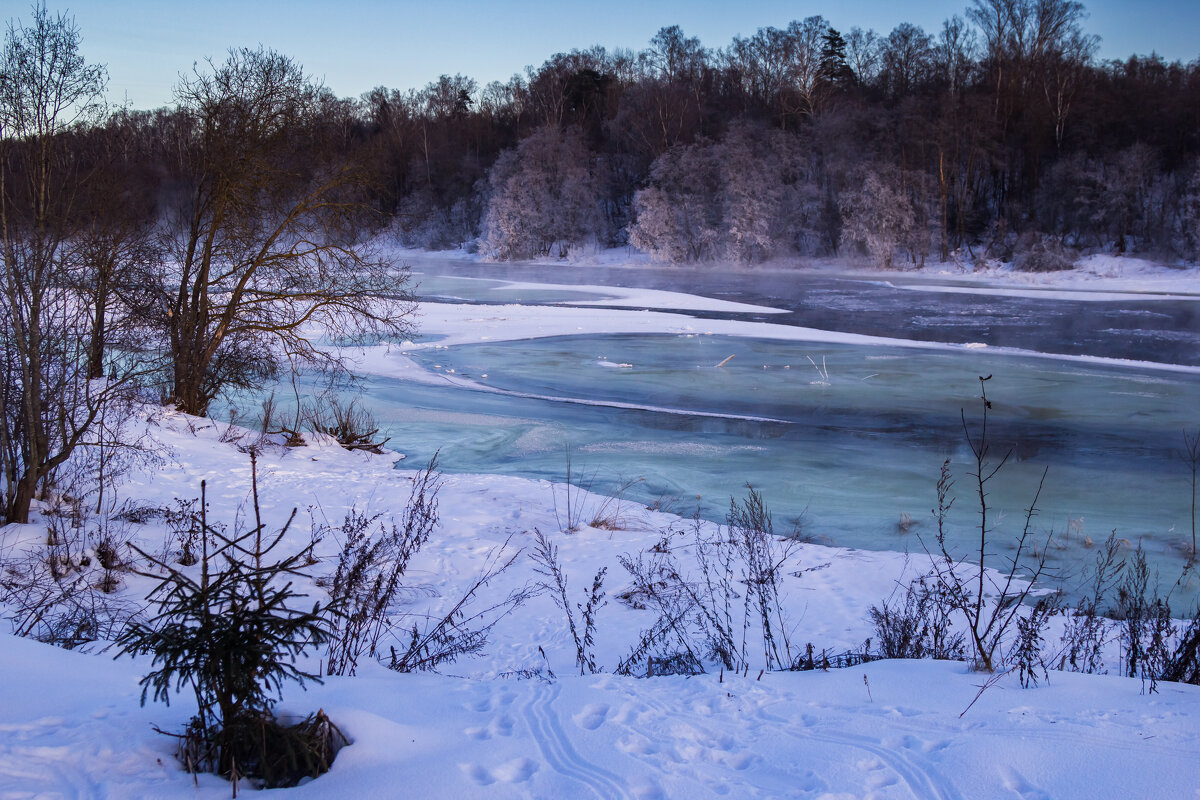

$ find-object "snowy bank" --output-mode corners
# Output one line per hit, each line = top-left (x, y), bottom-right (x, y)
(1, 408), (1198, 799)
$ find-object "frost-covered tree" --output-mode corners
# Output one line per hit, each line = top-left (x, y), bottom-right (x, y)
(1037, 144), (1172, 252)
(720, 128), (780, 263)
(481, 126), (599, 259)
(629, 142), (720, 262)
(1183, 162), (1200, 260)
(631, 123), (820, 264)
(838, 169), (916, 268)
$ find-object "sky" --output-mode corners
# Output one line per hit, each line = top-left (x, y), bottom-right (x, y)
(44, 0), (1200, 110)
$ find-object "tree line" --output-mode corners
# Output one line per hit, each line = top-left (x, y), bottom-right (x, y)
(2, 0), (1199, 523)
(358, 1), (1200, 266)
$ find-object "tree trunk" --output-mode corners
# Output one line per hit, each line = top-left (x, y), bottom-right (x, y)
(86, 283), (108, 380)
(8, 468), (39, 524)
(172, 351), (211, 417)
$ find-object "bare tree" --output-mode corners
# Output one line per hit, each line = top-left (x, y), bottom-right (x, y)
(880, 23), (935, 99)
(923, 377), (1056, 672)
(723, 19), (831, 129)
(156, 47), (414, 416)
(1042, 28), (1097, 150)
(935, 16), (978, 95)
(0, 4), (134, 523)
(70, 116), (165, 381)
(845, 27), (882, 87)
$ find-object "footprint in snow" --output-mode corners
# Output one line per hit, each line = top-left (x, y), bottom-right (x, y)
(718, 751), (755, 771)
(867, 771), (900, 790)
(492, 757), (538, 783)
(460, 762), (494, 786)
(998, 764), (1052, 800)
(490, 714), (514, 737)
(616, 732), (660, 757)
(573, 703), (609, 731)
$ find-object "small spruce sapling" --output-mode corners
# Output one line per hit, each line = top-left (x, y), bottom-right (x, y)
(116, 454), (340, 788)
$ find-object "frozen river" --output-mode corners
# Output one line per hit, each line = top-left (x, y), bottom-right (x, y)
(251, 255), (1200, 602)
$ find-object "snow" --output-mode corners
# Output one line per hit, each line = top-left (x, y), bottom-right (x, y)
(352, 296), (1200, 378)
(494, 280), (789, 314)
(797, 252), (1200, 301)
(2, 253), (1200, 798)
(1, 405), (1198, 799)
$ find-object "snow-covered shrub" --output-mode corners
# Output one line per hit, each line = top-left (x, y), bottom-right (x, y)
(1013, 232), (1077, 272)
(480, 126), (600, 259)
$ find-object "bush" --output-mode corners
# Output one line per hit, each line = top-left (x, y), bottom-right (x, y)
(322, 455), (530, 676)
(1058, 533), (1124, 675)
(1013, 232), (1076, 272)
(531, 527), (607, 675)
(1, 503), (139, 648)
(613, 488), (797, 676)
(921, 377), (1056, 671)
(305, 398), (390, 454)
(868, 578), (965, 661)
(322, 459), (440, 676)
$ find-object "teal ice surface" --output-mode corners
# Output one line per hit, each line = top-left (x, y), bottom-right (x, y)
(221, 258), (1200, 605)
(234, 331), (1198, 606)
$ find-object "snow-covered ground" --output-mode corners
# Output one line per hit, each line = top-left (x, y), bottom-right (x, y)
(1, 412), (1198, 799)
(2, 253), (1199, 799)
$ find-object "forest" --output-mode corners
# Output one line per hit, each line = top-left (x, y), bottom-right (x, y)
(7, 1), (1200, 272)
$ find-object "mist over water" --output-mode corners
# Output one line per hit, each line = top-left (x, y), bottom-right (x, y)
(411, 258), (1200, 366)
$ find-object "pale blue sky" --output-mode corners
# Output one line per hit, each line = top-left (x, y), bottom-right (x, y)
(46, 0), (1200, 109)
